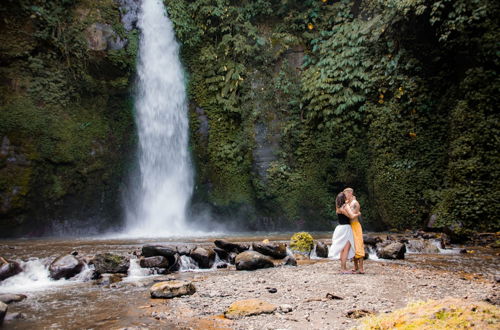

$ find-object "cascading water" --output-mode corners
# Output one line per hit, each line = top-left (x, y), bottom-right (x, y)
(125, 0), (193, 236)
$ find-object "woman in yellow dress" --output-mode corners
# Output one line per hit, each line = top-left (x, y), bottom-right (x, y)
(344, 188), (365, 274)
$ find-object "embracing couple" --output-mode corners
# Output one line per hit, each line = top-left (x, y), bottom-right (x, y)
(328, 188), (365, 274)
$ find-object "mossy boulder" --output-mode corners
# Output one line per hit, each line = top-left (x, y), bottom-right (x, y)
(91, 253), (129, 275)
(290, 232), (314, 253)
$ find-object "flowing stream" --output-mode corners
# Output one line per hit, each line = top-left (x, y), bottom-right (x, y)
(125, 0), (193, 237)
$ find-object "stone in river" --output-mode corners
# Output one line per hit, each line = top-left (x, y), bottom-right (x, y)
(142, 245), (177, 258)
(0, 294), (27, 304)
(315, 241), (329, 258)
(235, 251), (274, 271)
(213, 247), (229, 261)
(252, 242), (287, 259)
(214, 239), (249, 253)
(190, 247), (216, 269)
(224, 299), (277, 319)
(140, 256), (169, 268)
(283, 255), (297, 266)
(49, 254), (84, 280)
(0, 301), (7, 325)
(150, 280), (196, 299)
(91, 253), (130, 274)
(406, 239), (440, 254)
(0, 257), (22, 281)
(376, 242), (406, 259)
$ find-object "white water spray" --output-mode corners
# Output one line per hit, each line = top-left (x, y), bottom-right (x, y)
(125, 0), (193, 236)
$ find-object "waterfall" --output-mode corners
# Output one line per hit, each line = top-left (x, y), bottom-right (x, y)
(125, 0), (193, 236)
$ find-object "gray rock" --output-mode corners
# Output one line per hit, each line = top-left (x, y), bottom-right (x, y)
(140, 256), (169, 268)
(91, 253), (129, 274)
(376, 242), (406, 259)
(406, 239), (440, 254)
(252, 242), (287, 259)
(142, 245), (177, 258)
(84, 23), (126, 51)
(190, 247), (215, 269)
(214, 239), (249, 253)
(315, 241), (329, 258)
(278, 304), (293, 313)
(283, 255), (297, 266)
(0, 294), (27, 304)
(49, 254), (84, 280)
(363, 235), (382, 246)
(176, 246), (191, 256)
(0, 301), (7, 325)
(213, 247), (229, 261)
(150, 280), (196, 299)
(0, 257), (22, 281)
(235, 251), (274, 271)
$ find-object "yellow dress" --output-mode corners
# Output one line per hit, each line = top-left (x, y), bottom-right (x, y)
(350, 219), (365, 258)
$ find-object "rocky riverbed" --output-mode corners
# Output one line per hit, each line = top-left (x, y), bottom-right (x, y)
(140, 260), (498, 329)
(0, 233), (498, 329)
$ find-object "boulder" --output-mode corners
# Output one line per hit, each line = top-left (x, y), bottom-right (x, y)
(214, 240), (249, 253)
(142, 245), (177, 258)
(315, 241), (329, 258)
(228, 252), (237, 264)
(190, 247), (216, 269)
(150, 280), (196, 299)
(406, 239), (440, 254)
(0, 257), (22, 281)
(176, 246), (192, 256)
(140, 256), (169, 269)
(224, 299), (277, 319)
(363, 235), (382, 246)
(0, 294), (27, 304)
(91, 253), (129, 274)
(235, 251), (274, 271)
(376, 242), (406, 259)
(283, 255), (297, 266)
(213, 247), (229, 261)
(49, 254), (84, 280)
(252, 242), (287, 259)
(167, 253), (181, 272)
(0, 301), (7, 325)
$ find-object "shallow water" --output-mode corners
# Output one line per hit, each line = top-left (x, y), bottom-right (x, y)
(0, 232), (498, 329)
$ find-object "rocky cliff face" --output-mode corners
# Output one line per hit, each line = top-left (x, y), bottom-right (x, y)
(0, 0), (138, 236)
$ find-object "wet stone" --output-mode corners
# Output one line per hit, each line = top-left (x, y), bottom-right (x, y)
(0, 257), (22, 281)
(49, 254), (84, 280)
(235, 251), (274, 271)
(0, 301), (7, 325)
(150, 281), (196, 299)
(0, 294), (27, 304)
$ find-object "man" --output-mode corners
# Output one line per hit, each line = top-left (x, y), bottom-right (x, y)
(343, 187), (365, 273)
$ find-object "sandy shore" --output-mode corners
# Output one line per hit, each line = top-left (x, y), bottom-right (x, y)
(138, 259), (497, 329)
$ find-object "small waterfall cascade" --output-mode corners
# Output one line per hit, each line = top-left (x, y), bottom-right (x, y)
(125, 0), (193, 236)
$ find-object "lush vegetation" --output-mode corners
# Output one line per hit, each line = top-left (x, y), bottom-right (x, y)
(168, 0), (499, 236)
(0, 0), (498, 237)
(0, 0), (136, 235)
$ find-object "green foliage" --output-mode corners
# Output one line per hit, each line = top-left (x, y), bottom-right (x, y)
(290, 232), (314, 253)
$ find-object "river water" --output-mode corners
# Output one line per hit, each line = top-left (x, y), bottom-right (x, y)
(0, 232), (498, 329)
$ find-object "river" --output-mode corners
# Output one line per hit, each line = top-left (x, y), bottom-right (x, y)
(0, 232), (498, 329)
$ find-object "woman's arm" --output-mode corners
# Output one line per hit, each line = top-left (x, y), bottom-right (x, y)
(341, 204), (361, 220)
